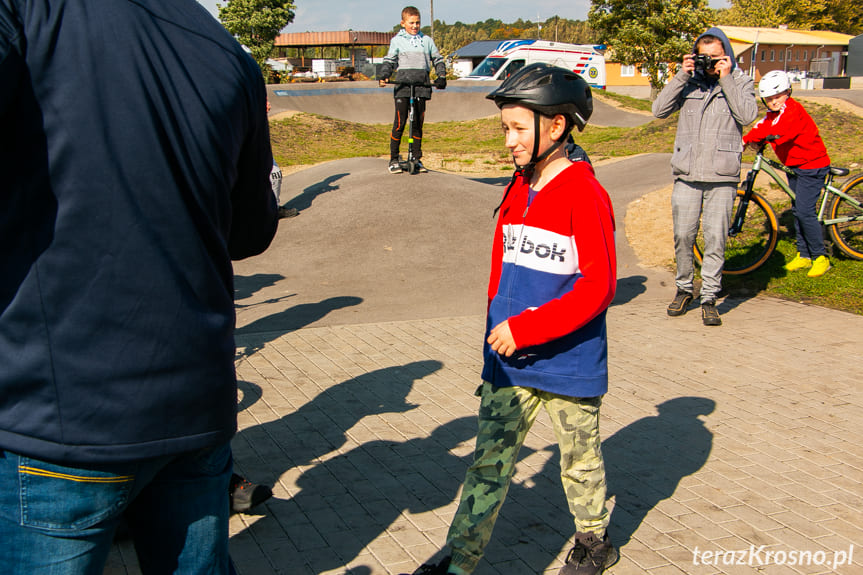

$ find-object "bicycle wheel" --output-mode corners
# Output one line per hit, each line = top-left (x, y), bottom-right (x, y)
(827, 173), (863, 260)
(694, 189), (779, 275)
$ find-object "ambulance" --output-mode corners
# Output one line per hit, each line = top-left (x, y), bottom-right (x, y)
(461, 39), (606, 89)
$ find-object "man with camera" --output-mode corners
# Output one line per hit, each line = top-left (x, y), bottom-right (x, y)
(653, 27), (757, 326)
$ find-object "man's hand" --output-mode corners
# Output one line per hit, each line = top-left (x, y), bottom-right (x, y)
(487, 320), (517, 357)
(681, 53), (695, 74)
(714, 55), (732, 79)
(378, 79), (388, 88)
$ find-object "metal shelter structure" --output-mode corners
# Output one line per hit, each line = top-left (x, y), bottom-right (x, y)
(273, 31), (392, 67)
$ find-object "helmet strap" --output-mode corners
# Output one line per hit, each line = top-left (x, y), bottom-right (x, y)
(514, 112), (566, 181)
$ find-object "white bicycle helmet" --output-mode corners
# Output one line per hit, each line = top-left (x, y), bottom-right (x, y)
(759, 70), (791, 98)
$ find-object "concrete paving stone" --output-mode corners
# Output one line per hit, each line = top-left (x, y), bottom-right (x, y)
(819, 517), (863, 541)
(104, 151), (863, 574)
(632, 523), (682, 550)
(776, 507), (840, 538)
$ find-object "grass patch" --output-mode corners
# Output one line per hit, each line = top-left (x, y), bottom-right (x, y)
(269, 97), (863, 314)
(594, 89), (655, 113)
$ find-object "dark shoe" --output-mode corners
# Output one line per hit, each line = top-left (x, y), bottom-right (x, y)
(415, 159), (428, 173)
(388, 158), (403, 174)
(666, 290), (693, 316)
(278, 206), (299, 219)
(559, 532), (619, 575)
(701, 302), (722, 326)
(403, 556), (451, 575)
(230, 473), (272, 513)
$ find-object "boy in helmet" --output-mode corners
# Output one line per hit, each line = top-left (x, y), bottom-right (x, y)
(743, 70), (832, 277)
(405, 63), (618, 575)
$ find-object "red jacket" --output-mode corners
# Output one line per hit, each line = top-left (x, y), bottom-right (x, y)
(743, 97), (829, 169)
(482, 161), (617, 397)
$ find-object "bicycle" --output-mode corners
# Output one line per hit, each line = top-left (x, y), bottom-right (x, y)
(694, 136), (863, 274)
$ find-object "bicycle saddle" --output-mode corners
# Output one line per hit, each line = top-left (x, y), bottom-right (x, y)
(830, 167), (850, 177)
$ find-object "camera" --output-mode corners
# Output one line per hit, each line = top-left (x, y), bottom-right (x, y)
(693, 54), (720, 72)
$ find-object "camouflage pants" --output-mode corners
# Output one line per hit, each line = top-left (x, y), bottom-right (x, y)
(447, 382), (609, 574)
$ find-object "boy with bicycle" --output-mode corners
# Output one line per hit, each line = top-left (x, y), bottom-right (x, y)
(743, 70), (832, 277)
(379, 5), (446, 174)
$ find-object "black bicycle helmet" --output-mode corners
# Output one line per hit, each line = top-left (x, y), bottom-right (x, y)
(487, 62), (593, 134)
(486, 64), (594, 216)
(486, 62), (593, 185)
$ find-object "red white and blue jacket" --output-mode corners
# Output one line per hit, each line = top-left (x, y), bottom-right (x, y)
(481, 161), (617, 398)
(742, 96), (830, 169)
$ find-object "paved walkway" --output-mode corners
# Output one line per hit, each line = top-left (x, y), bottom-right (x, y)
(104, 156), (863, 574)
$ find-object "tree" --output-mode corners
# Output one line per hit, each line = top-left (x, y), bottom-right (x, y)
(589, 0), (711, 99)
(219, 0), (295, 77)
(717, 0), (862, 34)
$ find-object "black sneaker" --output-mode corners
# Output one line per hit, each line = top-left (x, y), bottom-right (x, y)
(402, 556), (451, 575)
(559, 532), (619, 575)
(388, 158), (403, 174)
(666, 290), (693, 316)
(230, 473), (272, 513)
(415, 160), (428, 173)
(701, 302), (722, 326)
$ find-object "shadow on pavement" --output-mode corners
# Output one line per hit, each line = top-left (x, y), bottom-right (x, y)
(235, 295), (363, 358)
(236, 380), (263, 413)
(604, 396), (715, 548)
(403, 396), (716, 573)
(287, 416), (477, 573)
(235, 273), (285, 302)
(231, 361), (450, 570)
(283, 172), (349, 213)
(612, 275), (647, 306)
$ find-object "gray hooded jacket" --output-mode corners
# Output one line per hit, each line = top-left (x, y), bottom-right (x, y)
(652, 27), (758, 183)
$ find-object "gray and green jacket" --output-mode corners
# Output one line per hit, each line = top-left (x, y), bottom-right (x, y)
(652, 27), (758, 183)
(380, 29), (445, 99)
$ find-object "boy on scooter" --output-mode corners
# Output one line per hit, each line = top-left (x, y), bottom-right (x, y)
(379, 5), (446, 174)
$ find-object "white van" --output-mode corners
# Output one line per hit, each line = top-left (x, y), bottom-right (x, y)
(461, 40), (607, 89)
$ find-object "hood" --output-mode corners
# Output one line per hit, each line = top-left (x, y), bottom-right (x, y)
(398, 28), (425, 45)
(693, 27), (736, 71)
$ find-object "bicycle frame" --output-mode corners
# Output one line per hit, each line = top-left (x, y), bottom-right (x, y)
(736, 151), (863, 232)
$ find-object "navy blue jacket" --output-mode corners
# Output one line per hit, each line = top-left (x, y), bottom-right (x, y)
(0, 0), (278, 463)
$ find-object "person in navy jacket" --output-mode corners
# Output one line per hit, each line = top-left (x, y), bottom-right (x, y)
(406, 64), (618, 575)
(0, 0), (277, 571)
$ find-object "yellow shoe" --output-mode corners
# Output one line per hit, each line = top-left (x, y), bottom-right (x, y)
(807, 255), (831, 277)
(784, 253), (812, 271)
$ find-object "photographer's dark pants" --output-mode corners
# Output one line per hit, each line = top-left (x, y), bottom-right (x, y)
(787, 166), (829, 259)
(390, 97), (426, 161)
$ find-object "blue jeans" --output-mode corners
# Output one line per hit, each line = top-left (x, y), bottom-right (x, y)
(0, 442), (234, 574)
(787, 166), (829, 259)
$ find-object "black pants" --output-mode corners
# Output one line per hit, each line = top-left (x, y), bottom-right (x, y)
(390, 97), (426, 160)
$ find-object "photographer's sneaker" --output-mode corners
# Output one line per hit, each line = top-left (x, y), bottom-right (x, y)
(701, 301), (722, 326)
(666, 289), (693, 316)
(807, 255), (830, 277)
(388, 158), (403, 174)
(784, 252), (812, 271)
(559, 532), (619, 575)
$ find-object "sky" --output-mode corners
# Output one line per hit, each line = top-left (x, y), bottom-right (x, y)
(197, 0), (731, 33)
